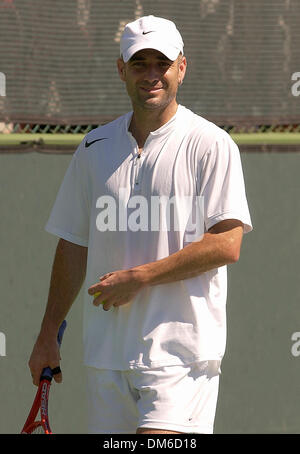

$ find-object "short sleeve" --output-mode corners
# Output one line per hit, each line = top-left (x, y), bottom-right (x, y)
(45, 143), (91, 246)
(199, 134), (253, 234)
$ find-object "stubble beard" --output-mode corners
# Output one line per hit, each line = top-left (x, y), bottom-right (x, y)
(128, 83), (179, 112)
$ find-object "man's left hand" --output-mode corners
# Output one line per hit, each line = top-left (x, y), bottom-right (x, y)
(88, 268), (146, 311)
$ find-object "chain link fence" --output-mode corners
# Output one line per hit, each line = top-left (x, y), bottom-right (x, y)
(1, 1), (300, 153)
(1, 121), (300, 154)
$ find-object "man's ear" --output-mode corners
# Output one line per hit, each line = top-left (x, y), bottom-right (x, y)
(178, 55), (187, 86)
(117, 58), (126, 82)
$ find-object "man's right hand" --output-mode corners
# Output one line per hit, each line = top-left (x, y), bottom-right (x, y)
(28, 332), (62, 386)
(27, 239), (87, 386)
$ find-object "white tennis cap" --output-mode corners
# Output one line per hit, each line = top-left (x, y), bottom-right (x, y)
(120, 15), (184, 63)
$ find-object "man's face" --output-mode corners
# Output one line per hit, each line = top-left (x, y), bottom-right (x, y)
(117, 49), (187, 111)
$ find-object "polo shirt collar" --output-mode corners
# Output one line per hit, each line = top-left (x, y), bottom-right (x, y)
(124, 105), (182, 141)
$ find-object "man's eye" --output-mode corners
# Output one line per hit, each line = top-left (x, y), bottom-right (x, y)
(131, 61), (171, 68)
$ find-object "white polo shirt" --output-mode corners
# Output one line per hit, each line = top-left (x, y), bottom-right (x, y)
(45, 105), (253, 370)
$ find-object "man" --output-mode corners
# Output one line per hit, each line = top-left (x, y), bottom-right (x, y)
(29, 15), (253, 434)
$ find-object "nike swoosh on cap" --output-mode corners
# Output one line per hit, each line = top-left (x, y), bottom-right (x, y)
(85, 138), (108, 148)
(142, 31), (155, 35)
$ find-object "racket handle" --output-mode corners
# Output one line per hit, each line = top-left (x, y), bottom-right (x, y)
(40, 320), (67, 381)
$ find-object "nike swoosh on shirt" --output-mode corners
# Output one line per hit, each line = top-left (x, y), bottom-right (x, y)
(142, 31), (155, 35)
(85, 138), (108, 148)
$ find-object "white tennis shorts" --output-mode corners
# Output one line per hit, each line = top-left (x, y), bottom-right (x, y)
(85, 360), (221, 434)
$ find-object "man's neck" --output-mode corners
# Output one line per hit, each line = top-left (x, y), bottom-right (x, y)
(129, 101), (178, 149)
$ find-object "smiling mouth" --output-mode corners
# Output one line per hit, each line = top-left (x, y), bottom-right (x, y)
(140, 87), (163, 92)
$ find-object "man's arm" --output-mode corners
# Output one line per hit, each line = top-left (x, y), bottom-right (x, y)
(89, 219), (244, 310)
(29, 238), (88, 385)
(137, 218), (244, 285)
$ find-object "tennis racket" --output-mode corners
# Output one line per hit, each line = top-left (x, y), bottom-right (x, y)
(21, 320), (67, 434)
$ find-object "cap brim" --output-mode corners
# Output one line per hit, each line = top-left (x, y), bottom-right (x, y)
(122, 41), (181, 63)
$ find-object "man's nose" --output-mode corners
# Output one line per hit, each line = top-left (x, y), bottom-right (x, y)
(143, 65), (160, 83)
